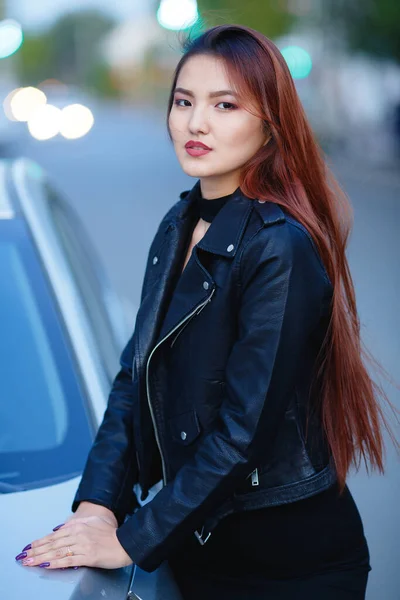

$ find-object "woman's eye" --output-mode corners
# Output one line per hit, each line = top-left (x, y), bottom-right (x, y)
(216, 102), (237, 110)
(173, 99), (237, 110)
(174, 99), (191, 107)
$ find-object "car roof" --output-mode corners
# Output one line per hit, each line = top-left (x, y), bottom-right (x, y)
(0, 160), (16, 220)
(0, 157), (109, 424)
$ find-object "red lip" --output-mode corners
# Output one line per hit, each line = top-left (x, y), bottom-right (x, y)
(185, 140), (212, 150)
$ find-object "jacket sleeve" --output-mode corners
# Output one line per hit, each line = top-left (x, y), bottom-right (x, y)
(71, 332), (140, 526)
(71, 205), (181, 525)
(115, 222), (332, 571)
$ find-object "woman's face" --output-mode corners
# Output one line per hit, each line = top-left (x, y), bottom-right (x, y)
(168, 54), (269, 196)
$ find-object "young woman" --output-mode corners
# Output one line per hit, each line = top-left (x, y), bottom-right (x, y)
(17, 24), (397, 599)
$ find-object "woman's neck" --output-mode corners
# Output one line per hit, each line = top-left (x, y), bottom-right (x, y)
(199, 178), (240, 200)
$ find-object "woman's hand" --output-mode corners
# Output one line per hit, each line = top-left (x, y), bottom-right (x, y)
(68, 501), (118, 528)
(16, 516), (132, 570)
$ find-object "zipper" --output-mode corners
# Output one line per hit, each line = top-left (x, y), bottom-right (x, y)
(251, 468), (259, 486)
(170, 293), (213, 348)
(145, 286), (216, 486)
(135, 450), (141, 471)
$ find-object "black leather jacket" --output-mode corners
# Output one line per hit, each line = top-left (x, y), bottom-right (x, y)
(72, 181), (337, 572)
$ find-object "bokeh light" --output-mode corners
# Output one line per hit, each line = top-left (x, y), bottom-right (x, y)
(0, 19), (23, 59)
(10, 87), (47, 122)
(27, 104), (62, 140)
(60, 104), (94, 139)
(3, 88), (23, 121)
(281, 46), (313, 79)
(157, 0), (199, 31)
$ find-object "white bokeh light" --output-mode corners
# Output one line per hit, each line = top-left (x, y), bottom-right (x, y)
(10, 87), (47, 122)
(60, 104), (94, 139)
(27, 104), (62, 140)
(3, 88), (23, 121)
(157, 0), (198, 31)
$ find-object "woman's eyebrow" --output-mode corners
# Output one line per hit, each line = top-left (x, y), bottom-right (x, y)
(174, 87), (237, 98)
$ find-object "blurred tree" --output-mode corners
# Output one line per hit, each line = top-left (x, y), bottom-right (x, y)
(195, 0), (294, 38)
(325, 1), (400, 63)
(15, 34), (54, 83)
(49, 10), (116, 83)
(16, 10), (117, 95)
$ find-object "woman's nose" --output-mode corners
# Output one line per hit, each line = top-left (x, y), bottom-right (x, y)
(188, 109), (210, 134)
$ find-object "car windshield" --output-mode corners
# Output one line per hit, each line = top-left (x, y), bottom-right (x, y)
(0, 218), (94, 490)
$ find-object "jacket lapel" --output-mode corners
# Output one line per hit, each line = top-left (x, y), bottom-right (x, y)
(133, 202), (196, 378)
(134, 180), (254, 377)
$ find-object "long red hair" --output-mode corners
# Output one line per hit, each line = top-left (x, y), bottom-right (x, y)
(166, 24), (399, 491)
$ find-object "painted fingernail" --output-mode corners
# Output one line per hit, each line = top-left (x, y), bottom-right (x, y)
(73, 566), (79, 570)
(39, 562), (50, 568)
(52, 524), (65, 531)
(22, 544), (32, 552)
(15, 552), (27, 561)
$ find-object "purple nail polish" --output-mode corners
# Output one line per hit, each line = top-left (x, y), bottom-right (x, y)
(39, 562), (50, 568)
(22, 544), (32, 552)
(73, 566), (79, 570)
(52, 523), (65, 531)
(15, 552), (27, 561)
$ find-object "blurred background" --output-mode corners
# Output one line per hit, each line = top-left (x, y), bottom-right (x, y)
(1, 1), (399, 598)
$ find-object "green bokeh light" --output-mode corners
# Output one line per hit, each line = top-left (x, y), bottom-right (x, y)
(0, 20), (24, 59)
(281, 46), (312, 79)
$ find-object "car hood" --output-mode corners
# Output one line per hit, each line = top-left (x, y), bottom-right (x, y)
(2, 476), (132, 599)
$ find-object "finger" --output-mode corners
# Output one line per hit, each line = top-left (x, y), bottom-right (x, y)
(30, 523), (75, 550)
(32, 553), (85, 570)
(22, 542), (79, 567)
(22, 530), (74, 563)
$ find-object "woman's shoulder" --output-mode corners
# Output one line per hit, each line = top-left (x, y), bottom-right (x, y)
(155, 189), (193, 230)
(245, 202), (331, 288)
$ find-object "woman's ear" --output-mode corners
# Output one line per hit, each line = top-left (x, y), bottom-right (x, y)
(262, 135), (271, 147)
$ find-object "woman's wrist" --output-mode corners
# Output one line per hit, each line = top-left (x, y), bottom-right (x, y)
(73, 501), (118, 526)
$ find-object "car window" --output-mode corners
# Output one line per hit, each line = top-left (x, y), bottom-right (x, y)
(44, 185), (126, 381)
(0, 218), (94, 490)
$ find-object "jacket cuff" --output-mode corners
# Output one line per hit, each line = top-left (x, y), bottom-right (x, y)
(72, 487), (140, 527)
(72, 485), (118, 513)
(115, 520), (149, 569)
(71, 497), (116, 513)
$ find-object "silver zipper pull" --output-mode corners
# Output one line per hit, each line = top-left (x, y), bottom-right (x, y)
(251, 468), (259, 486)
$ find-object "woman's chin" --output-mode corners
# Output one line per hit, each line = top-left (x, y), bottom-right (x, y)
(180, 161), (217, 179)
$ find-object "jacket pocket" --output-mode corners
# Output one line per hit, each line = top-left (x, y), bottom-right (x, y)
(168, 409), (201, 446)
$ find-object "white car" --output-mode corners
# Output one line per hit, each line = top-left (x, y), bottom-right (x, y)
(1, 157), (182, 600)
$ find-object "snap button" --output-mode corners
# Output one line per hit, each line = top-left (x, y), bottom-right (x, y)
(227, 244), (234, 252)
(203, 281), (209, 290)
(181, 431), (187, 440)
(257, 199), (266, 203)
(152, 256), (158, 265)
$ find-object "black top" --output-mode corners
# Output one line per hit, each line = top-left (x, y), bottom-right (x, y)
(169, 482), (370, 582)
(169, 185), (240, 291)
(194, 185), (240, 223)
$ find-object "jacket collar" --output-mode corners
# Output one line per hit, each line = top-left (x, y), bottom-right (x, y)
(171, 180), (252, 258)
(172, 179), (285, 257)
